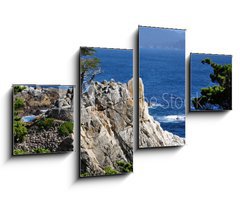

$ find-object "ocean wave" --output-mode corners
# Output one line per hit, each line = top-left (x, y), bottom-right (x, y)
(148, 103), (164, 108)
(154, 115), (185, 123)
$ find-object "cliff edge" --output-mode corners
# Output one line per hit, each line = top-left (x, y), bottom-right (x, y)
(80, 78), (184, 176)
(139, 78), (185, 148)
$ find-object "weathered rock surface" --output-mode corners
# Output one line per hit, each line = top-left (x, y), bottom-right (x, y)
(46, 88), (74, 121)
(80, 78), (184, 176)
(80, 80), (133, 176)
(139, 78), (185, 148)
(14, 86), (74, 117)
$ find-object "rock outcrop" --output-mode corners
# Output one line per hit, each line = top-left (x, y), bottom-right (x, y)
(80, 79), (133, 176)
(15, 86), (74, 118)
(13, 86), (74, 154)
(15, 87), (59, 116)
(139, 78), (185, 148)
(80, 78), (184, 176)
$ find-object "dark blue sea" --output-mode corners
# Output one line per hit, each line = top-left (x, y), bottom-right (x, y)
(94, 48), (133, 83)
(190, 53), (232, 111)
(140, 48), (185, 138)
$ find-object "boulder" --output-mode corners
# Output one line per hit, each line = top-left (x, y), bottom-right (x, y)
(46, 108), (73, 121)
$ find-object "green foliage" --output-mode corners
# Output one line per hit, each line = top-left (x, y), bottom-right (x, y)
(14, 97), (25, 110)
(80, 47), (101, 91)
(81, 47), (96, 56)
(33, 148), (50, 153)
(13, 149), (28, 155)
(192, 58), (232, 110)
(14, 85), (26, 94)
(117, 161), (133, 173)
(14, 115), (21, 121)
(80, 172), (90, 177)
(104, 166), (119, 175)
(58, 121), (73, 136)
(13, 120), (28, 142)
(13, 97), (28, 143)
(36, 118), (54, 130)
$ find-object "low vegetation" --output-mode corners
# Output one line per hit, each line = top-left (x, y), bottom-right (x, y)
(14, 85), (26, 95)
(33, 148), (50, 153)
(36, 118), (54, 130)
(13, 149), (28, 155)
(117, 161), (133, 173)
(13, 120), (28, 142)
(14, 97), (25, 110)
(104, 166), (119, 175)
(59, 121), (73, 136)
(80, 172), (90, 177)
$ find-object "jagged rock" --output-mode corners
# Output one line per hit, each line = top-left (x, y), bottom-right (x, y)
(57, 134), (74, 151)
(80, 80), (133, 176)
(46, 108), (73, 121)
(80, 78), (184, 176)
(138, 78), (185, 148)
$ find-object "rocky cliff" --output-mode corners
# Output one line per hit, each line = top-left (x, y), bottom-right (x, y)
(80, 79), (133, 176)
(138, 78), (185, 148)
(80, 78), (184, 176)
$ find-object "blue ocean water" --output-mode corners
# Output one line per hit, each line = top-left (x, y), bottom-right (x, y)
(140, 48), (185, 138)
(190, 53), (232, 111)
(94, 48), (133, 83)
(18, 85), (73, 90)
(22, 115), (36, 122)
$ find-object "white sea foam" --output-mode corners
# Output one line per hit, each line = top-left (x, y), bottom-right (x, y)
(155, 115), (185, 123)
(148, 103), (164, 108)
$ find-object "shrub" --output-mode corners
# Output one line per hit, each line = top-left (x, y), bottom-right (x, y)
(117, 161), (133, 173)
(36, 118), (54, 130)
(104, 166), (119, 175)
(14, 97), (25, 110)
(13, 149), (28, 155)
(14, 86), (26, 94)
(14, 115), (21, 121)
(59, 121), (73, 136)
(13, 120), (28, 142)
(80, 172), (90, 177)
(33, 148), (50, 154)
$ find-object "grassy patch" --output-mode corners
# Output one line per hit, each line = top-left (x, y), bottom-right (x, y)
(14, 97), (25, 110)
(59, 121), (73, 136)
(13, 149), (28, 155)
(117, 161), (133, 173)
(13, 120), (28, 142)
(36, 118), (54, 130)
(33, 148), (50, 154)
(104, 166), (119, 175)
(80, 172), (90, 177)
(14, 86), (26, 95)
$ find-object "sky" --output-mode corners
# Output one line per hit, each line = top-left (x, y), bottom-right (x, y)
(139, 26), (185, 50)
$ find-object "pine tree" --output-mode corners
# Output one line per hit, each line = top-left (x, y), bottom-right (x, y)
(192, 58), (232, 110)
(80, 47), (101, 92)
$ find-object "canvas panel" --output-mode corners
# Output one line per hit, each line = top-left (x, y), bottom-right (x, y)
(138, 26), (186, 148)
(13, 84), (74, 155)
(80, 47), (133, 177)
